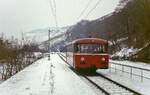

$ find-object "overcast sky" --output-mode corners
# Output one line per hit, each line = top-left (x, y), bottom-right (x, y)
(0, 0), (120, 39)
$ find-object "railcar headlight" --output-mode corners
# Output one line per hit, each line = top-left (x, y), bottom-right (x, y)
(80, 57), (85, 64)
(81, 57), (85, 61)
(101, 57), (106, 61)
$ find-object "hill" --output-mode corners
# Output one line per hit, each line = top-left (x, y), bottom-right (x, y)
(65, 0), (150, 63)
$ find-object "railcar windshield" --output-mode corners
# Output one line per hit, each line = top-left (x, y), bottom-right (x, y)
(75, 44), (108, 53)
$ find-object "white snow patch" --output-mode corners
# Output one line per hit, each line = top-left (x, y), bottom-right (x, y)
(111, 47), (139, 58)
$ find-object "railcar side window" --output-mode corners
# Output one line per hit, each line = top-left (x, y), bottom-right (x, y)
(75, 44), (107, 53)
(74, 44), (80, 52)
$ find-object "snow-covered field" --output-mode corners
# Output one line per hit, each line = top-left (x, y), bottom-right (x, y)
(0, 54), (97, 95)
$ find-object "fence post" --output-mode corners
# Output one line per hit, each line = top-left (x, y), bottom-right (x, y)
(122, 65), (124, 73)
(130, 67), (132, 79)
(115, 64), (117, 73)
(141, 70), (143, 82)
(109, 63), (111, 72)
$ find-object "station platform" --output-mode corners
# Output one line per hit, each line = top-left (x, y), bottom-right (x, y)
(0, 54), (96, 95)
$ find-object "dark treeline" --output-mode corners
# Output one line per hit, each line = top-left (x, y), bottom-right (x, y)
(107, 0), (150, 62)
(110, 0), (150, 47)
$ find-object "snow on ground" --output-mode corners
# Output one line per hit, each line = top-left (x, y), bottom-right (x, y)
(0, 81), (3, 84)
(51, 54), (96, 95)
(97, 60), (150, 95)
(0, 54), (97, 95)
(111, 47), (139, 58)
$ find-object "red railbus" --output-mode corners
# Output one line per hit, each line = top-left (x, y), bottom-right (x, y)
(66, 38), (109, 72)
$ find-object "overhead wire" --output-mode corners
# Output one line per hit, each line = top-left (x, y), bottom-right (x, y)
(46, 0), (103, 50)
(66, 0), (102, 37)
(52, 0), (58, 27)
(65, 0), (102, 42)
(49, 0), (55, 19)
(49, 0), (58, 27)
(49, 0), (102, 28)
(84, 0), (102, 19)
(77, 0), (93, 21)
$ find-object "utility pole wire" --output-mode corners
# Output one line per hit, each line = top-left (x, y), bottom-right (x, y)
(67, 0), (93, 32)
(65, 0), (102, 46)
(49, 0), (58, 27)
(53, 0), (56, 16)
(67, 0), (102, 33)
(65, 0), (94, 43)
(53, 0), (58, 27)
(77, 0), (93, 21)
(49, 0), (55, 18)
(64, 0), (102, 59)
(84, 0), (102, 19)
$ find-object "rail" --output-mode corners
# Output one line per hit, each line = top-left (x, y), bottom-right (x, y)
(97, 73), (142, 95)
(109, 61), (150, 82)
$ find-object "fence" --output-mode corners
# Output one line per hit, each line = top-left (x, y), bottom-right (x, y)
(109, 62), (150, 82)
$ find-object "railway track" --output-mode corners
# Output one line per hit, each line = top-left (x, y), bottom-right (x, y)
(81, 74), (141, 95)
(58, 53), (142, 95)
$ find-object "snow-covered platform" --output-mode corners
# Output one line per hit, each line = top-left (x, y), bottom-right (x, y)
(0, 54), (96, 95)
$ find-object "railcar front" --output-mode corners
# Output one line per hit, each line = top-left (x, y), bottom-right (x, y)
(67, 38), (109, 72)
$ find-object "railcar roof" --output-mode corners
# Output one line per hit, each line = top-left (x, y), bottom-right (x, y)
(73, 38), (108, 44)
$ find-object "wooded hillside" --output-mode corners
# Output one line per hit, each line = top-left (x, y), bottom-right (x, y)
(66, 0), (150, 63)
